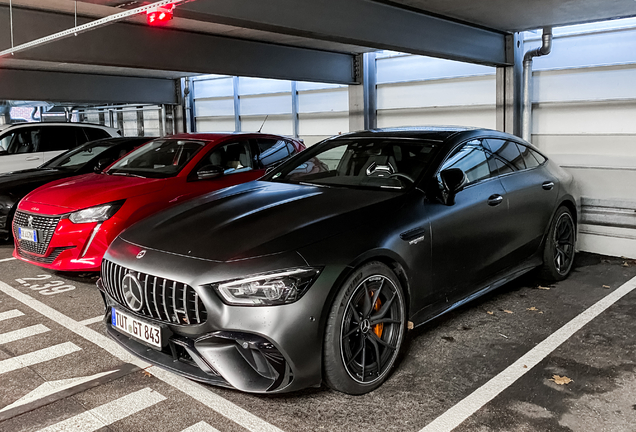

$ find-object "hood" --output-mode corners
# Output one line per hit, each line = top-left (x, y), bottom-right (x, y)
(120, 181), (405, 262)
(0, 168), (71, 194)
(22, 173), (166, 212)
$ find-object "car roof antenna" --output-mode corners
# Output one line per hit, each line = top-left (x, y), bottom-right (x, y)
(258, 115), (269, 133)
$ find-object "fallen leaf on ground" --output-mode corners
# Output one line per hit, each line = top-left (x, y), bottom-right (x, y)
(407, 321), (414, 330)
(538, 311), (544, 314)
(527, 306), (538, 311)
(441, 336), (455, 342)
(142, 370), (152, 377)
(623, 262), (630, 267)
(603, 285), (611, 289)
(487, 311), (494, 315)
(523, 365), (528, 368)
(538, 286), (551, 290)
(550, 375), (573, 385)
(503, 310), (513, 314)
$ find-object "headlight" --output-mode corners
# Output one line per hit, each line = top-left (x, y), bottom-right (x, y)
(68, 201), (124, 224)
(212, 267), (321, 306)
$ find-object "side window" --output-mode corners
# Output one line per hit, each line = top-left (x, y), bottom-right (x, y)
(518, 144), (540, 169)
(6, 128), (40, 154)
(84, 127), (110, 142)
(199, 140), (253, 175)
(440, 140), (491, 185)
(0, 131), (17, 154)
(40, 127), (79, 152)
(256, 138), (292, 168)
(485, 139), (525, 170)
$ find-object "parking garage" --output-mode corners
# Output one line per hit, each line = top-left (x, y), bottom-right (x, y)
(1, 1), (636, 431)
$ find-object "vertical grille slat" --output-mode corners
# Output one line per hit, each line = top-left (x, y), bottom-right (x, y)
(101, 259), (205, 325)
(143, 274), (153, 318)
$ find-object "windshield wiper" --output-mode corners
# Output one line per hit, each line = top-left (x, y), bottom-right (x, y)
(298, 181), (333, 188)
(109, 172), (146, 178)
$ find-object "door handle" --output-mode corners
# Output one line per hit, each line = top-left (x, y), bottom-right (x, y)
(542, 181), (554, 190)
(25, 156), (40, 161)
(487, 194), (504, 206)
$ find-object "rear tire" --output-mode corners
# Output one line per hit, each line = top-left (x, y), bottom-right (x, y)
(323, 261), (406, 395)
(539, 206), (576, 281)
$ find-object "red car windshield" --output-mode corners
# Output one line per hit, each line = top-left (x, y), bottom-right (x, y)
(107, 139), (205, 178)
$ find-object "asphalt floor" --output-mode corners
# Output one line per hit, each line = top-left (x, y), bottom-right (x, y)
(0, 238), (635, 432)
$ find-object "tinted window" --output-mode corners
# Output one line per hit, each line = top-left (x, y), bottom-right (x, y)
(40, 127), (80, 152)
(47, 144), (112, 168)
(198, 140), (253, 175)
(485, 139), (525, 170)
(518, 144), (540, 169)
(84, 127), (110, 142)
(0, 131), (17, 154)
(256, 138), (292, 168)
(529, 147), (546, 165)
(4, 128), (41, 154)
(441, 140), (490, 185)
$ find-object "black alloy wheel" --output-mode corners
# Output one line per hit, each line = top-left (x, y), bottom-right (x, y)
(324, 261), (406, 394)
(540, 206), (576, 281)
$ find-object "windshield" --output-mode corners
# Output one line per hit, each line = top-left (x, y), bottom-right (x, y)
(264, 137), (440, 190)
(107, 139), (205, 178)
(43, 141), (113, 170)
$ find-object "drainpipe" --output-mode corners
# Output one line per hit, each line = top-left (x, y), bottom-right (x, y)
(522, 27), (552, 142)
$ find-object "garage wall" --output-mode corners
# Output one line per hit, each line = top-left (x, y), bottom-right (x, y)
(527, 21), (636, 258)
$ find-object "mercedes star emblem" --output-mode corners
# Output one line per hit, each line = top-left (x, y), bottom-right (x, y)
(122, 273), (144, 312)
(136, 250), (146, 259)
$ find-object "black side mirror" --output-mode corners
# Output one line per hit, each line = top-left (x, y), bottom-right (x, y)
(439, 168), (468, 205)
(197, 164), (224, 180)
(94, 158), (112, 173)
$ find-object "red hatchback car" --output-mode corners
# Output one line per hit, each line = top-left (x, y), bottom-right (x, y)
(13, 133), (305, 271)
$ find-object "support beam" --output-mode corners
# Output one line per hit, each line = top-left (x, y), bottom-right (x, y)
(291, 81), (299, 138)
(496, 33), (524, 137)
(178, 0), (508, 66)
(349, 53), (377, 132)
(233, 76), (241, 132)
(0, 6), (357, 85)
(0, 68), (177, 104)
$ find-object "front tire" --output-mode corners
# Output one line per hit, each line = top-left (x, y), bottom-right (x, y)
(540, 206), (576, 281)
(323, 261), (406, 395)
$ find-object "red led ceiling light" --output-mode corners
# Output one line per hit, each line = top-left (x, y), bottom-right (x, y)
(147, 4), (175, 25)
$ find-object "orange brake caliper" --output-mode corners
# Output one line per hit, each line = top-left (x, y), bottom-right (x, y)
(372, 295), (383, 338)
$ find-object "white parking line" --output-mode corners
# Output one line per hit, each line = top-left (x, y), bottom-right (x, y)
(0, 309), (24, 321)
(0, 342), (81, 375)
(78, 316), (103, 326)
(0, 257), (16, 263)
(35, 387), (166, 432)
(181, 421), (222, 432)
(0, 324), (49, 345)
(0, 280), (285, 432)
(420, 275), (636, 432)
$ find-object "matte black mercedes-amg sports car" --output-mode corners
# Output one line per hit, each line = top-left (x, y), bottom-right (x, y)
(98, 127), (579, 395)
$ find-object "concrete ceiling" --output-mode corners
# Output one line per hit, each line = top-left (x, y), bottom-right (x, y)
(1, 0), (635, 105)
(388, 0), (636, 33)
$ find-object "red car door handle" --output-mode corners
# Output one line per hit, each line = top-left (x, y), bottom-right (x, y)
(542, 181), (554, 190)
(487, 194), (504, 206)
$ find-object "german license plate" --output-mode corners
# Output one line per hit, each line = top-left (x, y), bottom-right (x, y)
(111, 307), (161, 348)
(18, 227), (38, 243)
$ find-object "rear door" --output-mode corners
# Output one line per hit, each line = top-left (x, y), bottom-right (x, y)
(0, 127), (44, 173)
(483, 138), (558, 263)
(429, 139), (510, 301)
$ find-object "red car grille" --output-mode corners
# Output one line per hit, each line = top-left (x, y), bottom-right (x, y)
(13, 211), (62, 256)
(101, 259), (207, 325)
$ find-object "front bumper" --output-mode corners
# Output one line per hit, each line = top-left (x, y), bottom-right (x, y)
(98, 239), (343, 393)
(13, 216), (118, 271)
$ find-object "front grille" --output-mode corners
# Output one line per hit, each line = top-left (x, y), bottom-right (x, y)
(13, 211), (62, 256)
(101, 259), (207, 325)
(17, 246), (75, 264)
